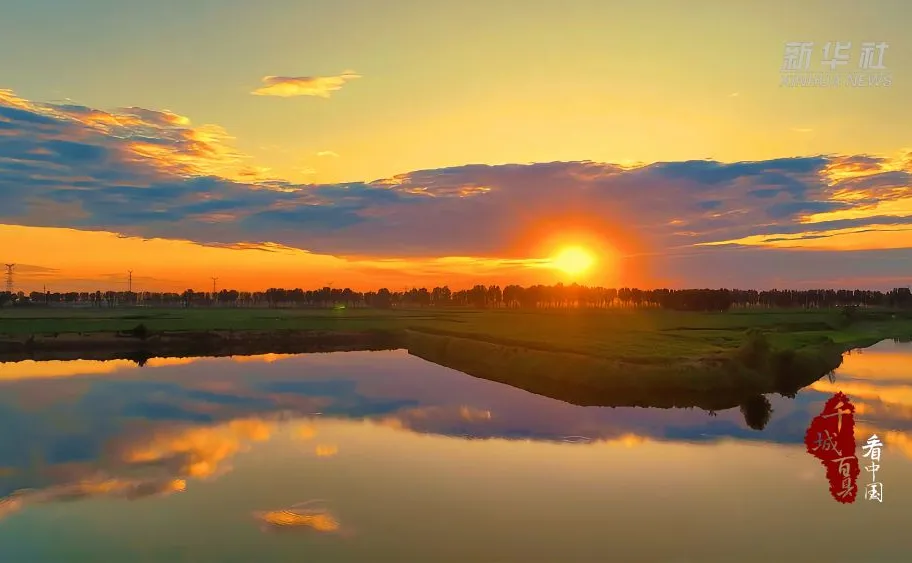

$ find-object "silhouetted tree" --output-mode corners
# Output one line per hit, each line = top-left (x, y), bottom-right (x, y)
(740, 395), (773, 431)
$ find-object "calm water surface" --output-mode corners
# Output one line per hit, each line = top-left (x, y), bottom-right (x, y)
(0, 341), (909, 562)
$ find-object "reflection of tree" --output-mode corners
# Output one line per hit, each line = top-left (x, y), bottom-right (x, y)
(127, 351), (151, 367)
(739, 395), (773, 431)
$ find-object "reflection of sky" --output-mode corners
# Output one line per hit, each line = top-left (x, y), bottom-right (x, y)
(0, 343), (909, 561)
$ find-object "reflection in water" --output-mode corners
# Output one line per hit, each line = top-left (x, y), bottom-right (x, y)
(314, 445), (339, 457)
(0, 342), (909, 561)
(120, 418), (274, 479)
(739, 395), (773, 431)
(254, 500), (341, 533)
(0, 477), (185, 522)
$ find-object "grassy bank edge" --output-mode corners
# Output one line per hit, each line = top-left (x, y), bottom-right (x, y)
(402, 322), (909, 408)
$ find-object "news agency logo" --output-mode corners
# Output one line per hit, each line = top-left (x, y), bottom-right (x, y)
(780, 41), (892, 87)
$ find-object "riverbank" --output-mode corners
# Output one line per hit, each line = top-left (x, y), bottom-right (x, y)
(1, 307), (909, 408)
(0, 328), (401, 363)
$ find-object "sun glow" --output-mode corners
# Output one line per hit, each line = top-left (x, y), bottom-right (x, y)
(550, 246), (595, 276)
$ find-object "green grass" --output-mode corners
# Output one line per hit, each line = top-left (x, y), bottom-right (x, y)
(1, 306), (909, 364)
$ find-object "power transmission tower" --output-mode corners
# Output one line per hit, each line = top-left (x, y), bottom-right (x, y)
(211, 277), (218, 299)
(3, 264), (13, 295)
(128, 270), (133, 293)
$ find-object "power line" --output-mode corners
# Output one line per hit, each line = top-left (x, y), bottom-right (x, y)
(4, 264), (13, 295)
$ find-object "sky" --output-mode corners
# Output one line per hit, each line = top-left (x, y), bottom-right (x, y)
(0, 0), (910, 292)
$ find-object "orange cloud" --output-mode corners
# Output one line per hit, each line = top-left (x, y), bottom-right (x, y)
(697, 224), (912, 251)
(809, 380), (912, 410)
(295, 424), (317, 441)
(121, 418), (274, 479)
(593, 433), (649, 447)
(0, 477), (186, 522)
(254, 505), (340, 532)
(839, 348), (912, 381)
(3, 86), (911, 291)
(314, 444), (338, 457)
(0, 357), (201, 381)
(251, 72), (361, 98)
(855, 424), (912, 461)
(230, 353), (296, 364)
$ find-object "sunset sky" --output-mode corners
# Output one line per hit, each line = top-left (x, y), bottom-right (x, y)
(1, 0), (910, 292)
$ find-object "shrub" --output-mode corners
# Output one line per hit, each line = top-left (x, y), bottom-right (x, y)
(131, 323), (149, 340)
(736, 328), (771, 370)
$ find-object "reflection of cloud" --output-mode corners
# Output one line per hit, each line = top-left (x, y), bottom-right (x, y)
(120, 418), (273, 478)
(315, 445), (338, 457)
(0, 359), (135, 380)
(0, 495), (24, 520)
(0, 477), (185, 522)
(855, 424), (912, 460)
(373, 405), (493, 431)
(810, 381), (912, 410)
(459, 406), (493, 421)
(560, 433), (648, 447)
(0, 357), (203, 381)
(38, 477), (187, 501)
(368, 405), (656, 447)
(295, 424), (317, 441)
(837, 349), (912, 381)
(592, 433), (648, 447)
(253, 501), (340, 532)
(879, 430), (912, 460)
(230, 354), (296, 364)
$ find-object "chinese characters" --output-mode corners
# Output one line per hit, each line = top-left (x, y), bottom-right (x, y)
(862, 434), (884, 502)
(780, 41), (891, 87)
(804, 392), (859, 503)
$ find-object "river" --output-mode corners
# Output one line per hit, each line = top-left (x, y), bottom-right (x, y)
(0, 340), (908, 562)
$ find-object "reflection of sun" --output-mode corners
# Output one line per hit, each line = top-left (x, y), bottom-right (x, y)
(550, 246), (595, 275)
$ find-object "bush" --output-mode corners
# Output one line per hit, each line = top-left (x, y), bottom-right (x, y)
(736, 328), (771, 370)
(131, 323), (149, 340)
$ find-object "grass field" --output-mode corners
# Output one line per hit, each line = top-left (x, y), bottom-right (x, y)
(1, 305), (910, 363)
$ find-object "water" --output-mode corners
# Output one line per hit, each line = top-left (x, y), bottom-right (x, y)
(0, 341), (908, 562)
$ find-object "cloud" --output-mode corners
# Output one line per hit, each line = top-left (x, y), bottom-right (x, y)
(0, 477), (186, 521)
(119, 417), (274, 478)
(316, 150), (339, 158)
(251, 72), (360, 98)
(1, 88), (911, 287)
(253, 501), (340, 533)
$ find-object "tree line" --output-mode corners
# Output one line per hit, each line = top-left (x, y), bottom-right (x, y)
(2, 284), (911, 311)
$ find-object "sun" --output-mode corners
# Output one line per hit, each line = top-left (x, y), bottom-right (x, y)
(550, 246), (595, 276)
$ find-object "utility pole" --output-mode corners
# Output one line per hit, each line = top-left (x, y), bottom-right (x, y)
(3, 264), (13, 295)
(128, 270), (133, 293)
